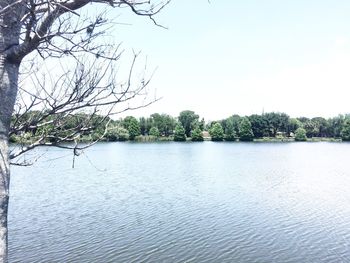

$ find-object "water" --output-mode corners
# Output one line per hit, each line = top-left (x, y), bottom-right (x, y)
(8, 142), (350, 262)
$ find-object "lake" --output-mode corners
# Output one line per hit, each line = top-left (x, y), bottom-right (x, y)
(8, 142), (350, 262)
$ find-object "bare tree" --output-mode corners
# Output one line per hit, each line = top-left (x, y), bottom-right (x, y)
(0, 1), (169, 262)
(11, 51), (156, 164)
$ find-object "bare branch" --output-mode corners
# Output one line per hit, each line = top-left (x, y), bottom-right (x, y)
(3, 0), (170, 61)
(10, 49), (158, 163)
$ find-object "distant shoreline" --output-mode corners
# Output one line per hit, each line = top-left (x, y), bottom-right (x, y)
(10, 136), (344, 145)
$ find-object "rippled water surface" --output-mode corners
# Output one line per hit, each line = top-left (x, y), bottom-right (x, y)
(8, 142), (350, 262)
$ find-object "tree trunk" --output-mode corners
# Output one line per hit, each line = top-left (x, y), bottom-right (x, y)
(0, 56), (20, 263)
(0, 137), (9, 263)
(0, 1), (23, 260)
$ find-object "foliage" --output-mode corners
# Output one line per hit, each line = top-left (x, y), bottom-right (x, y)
(209, 122), (224, 141)
(288, 118), (302, 135)
(191, 127), (204, 141)
(10, 111), (350, 143)
(128, 121), (141, 140)
(264, 112), (289, 137)
(174, 123), (186, 141)
(239, 117), (254, 141)
(139, 117), (152, 136)
(220, 115), (241, 136)
(311, 117), (329, 137)
(341, 118), (350, 141)
(149, 127), (160, 137)
(303, 120), (319, 138)
(199, 118), (206, 131)
(248, 114), (268, 138)
(294, 128), (307, 141)
(123, 116), (141, 140)
(178, 110), (199, 137)
(106, 127), (129, 141)
(223, 119), (237, 141)
(327, 115), (345, 138)
(150, 113), (176, 136)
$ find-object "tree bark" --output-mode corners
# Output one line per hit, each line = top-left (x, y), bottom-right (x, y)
(0, 58), (19, 263)
(0, 138), (10, 263)
(0, 55), (20, 263)
(0, 2), (22, 260)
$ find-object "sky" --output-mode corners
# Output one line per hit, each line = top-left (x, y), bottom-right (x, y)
(88, 0), (350, 120)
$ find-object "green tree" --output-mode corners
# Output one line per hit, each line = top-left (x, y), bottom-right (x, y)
(225, 115), (241, 135)
(341, 118), (350, 141)
(174, 123), (186, 141)
(288, 118), (302, 135)
(123, 116), (141, 140)
(327, 115), (345, 138)
(264, 112), (289, 136)
(106, 127), (129, 141)
(249, 114), (268, 138)
(311, 117), (329, 137)
(150, 113), (176, 136)
(224, 120), (237, 141)
(191, 127), (204, 141)
(303, 120), (319, 138)
(178, 110), (199, 137)
(209, 122), (224, 141)
(294, 127), (307, 141)
(239, 117), (254, 141)
(139, 117), (151, 136)
(149, 127), (160, 137)
(199, 118), (206, 131)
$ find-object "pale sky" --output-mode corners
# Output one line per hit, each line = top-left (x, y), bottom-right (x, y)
(70, 1), (350, 120)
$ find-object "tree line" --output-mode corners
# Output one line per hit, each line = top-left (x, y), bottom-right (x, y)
(10, 110), (350, 143)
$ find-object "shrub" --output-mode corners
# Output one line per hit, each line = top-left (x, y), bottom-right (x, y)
(209, 123), (224, 141)
(174, 124), (186, 141)
(239, 117), (254, 141)
(106, 127), (129, 141)
(295, 127), (307, 141)
(191, 127), (204, 141)
(341, 118), (350, 141)
(149, 127), (160, 137)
